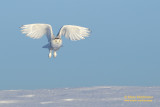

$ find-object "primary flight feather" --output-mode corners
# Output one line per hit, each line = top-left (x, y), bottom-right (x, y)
(20, 23), (91, 58)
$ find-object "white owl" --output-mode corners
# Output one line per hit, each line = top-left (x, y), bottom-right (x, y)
(20, 24), (91, 58)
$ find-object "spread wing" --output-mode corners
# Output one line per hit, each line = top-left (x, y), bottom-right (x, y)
(20, 24), (55, 42)
(57, 25), (91, 41)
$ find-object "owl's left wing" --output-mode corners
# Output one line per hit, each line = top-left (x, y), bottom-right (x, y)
(57, 25), (91, 41)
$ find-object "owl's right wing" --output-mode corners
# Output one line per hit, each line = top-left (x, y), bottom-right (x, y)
(20, 24), (55, 42)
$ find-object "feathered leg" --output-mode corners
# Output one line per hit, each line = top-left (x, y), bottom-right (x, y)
(49, 49), (52, 58)
(53, 51), (57, 58)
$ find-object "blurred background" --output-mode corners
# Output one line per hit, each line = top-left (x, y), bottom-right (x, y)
(0, 0), (160, 89)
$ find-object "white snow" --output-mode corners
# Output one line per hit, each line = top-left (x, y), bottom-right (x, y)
(18, 94), (35, 98)
(0, 100), (20, 104)
(63, 98), (75, 101)
(40, 101), (54, 104)
(0, 86), (159, 107)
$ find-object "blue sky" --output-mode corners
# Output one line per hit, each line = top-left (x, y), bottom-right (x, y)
(0, 0), (160, 89)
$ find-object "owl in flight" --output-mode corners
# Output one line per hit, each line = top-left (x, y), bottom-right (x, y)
(20, 24), (91, 58)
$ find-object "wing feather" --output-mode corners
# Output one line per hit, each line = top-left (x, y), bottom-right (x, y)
(57, 25), (91, 41)
(20, 24), (55, 41)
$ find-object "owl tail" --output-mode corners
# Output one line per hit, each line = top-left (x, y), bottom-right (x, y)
(54, 51), (57, 58)
(42, 43), (51, 49)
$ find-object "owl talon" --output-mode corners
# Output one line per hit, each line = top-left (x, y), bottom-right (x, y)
(54, 51), (57, 58)
(49, 53), (52, 58)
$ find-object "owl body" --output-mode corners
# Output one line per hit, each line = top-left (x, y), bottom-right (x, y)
(51, 38), (62, 51)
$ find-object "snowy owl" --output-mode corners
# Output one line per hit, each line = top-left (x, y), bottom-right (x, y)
(20, 24), (91, 58)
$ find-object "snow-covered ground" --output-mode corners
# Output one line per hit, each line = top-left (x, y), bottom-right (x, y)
(0, 86), (159, 107)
